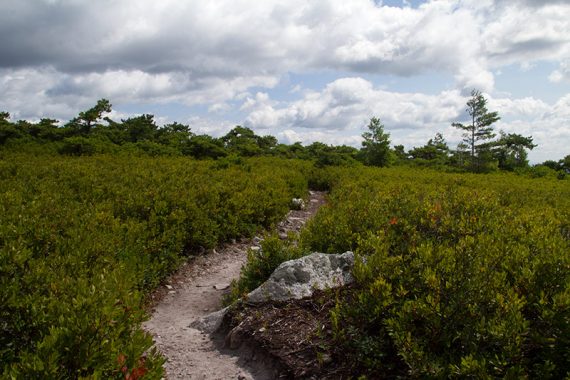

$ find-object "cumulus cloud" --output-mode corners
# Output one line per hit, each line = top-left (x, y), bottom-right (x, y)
(0, 0), (568, 160)
(1, 0), (568, 99)
(244, 77), (464, 132)
(240, 77), (570, 162)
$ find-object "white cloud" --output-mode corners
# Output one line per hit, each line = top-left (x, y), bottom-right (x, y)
(549, 60), (570, 83)
(0, 0), (569, 161)
(1, 0), (568, 99)
(277, 129), (362, 147)
(244, 77), (464, 132)
(240, 77), (569, 162)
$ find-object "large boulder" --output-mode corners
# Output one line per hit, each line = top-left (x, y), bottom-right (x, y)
(191, 251), (354, 334)
(246, 251), (354, 303)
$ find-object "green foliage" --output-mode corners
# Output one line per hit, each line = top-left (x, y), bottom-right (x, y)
(227, 235), (303, 303)
(222, 126), (264, 156)
(360, 117), (392, 167)
(59, 136), (102, 156)
(494, 132), (536, 171)
(408, 133), (450, 166)
(452, 90), (500, 171)
(65, 99), (112, 136)
(186, 134), (227, 159)
(300, 166), (570, 378)
(0, 154), (309, 377)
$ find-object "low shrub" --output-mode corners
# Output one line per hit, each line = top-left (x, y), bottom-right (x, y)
(300, 167), (570, 378)
(0, 154), (310, 377)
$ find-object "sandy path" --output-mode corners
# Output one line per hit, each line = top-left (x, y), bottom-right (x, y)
(143, 191), (326, 379)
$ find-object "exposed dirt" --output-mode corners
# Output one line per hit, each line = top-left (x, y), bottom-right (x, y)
(143, 191), (326, 379)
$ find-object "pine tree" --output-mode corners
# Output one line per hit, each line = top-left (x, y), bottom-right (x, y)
(360, 117), (392, 167)
(452, 90), (500, 171)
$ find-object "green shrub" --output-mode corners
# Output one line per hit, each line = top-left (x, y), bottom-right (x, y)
(0, 154), (310, 377)
(227, 235), (303, 303)
(58, 137), (99, 156)
(300, 166), (570, 378)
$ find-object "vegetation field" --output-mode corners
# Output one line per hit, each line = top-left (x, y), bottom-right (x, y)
(1, 96), (569, 378)
(235, 166), (570, 378)
(0, 153), (309, 378)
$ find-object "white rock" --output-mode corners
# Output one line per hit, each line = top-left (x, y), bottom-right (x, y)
(246, 251), (354, 303)
(291, 198), (306, 210)
(191, 251), (355, 335)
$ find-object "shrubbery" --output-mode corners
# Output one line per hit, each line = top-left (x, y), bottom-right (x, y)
(0, 154), (309, 378)
(233, 165), (569, 377)
(299, 167), (570, 378)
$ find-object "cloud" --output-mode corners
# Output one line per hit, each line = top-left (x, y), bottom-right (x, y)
(277, 129), (362, 147)
(0, 0), (568, 161)
(549, 60), (570, 83)
(1, 0), (568, 97)
(0, 66), (277, 121)
(239, 77), (569, 162)
(244, 77), (464, 132)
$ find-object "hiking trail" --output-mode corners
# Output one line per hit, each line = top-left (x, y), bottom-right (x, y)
(143, 191), (326, 379)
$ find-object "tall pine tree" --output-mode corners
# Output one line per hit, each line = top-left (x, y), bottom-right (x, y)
(452, 90), (500, 171)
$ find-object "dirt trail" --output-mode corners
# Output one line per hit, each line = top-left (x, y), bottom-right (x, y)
(143, 191), (326, 379)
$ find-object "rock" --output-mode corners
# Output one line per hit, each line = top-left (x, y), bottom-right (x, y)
(246, 251), (354, 303)
(291, 198), (306, 210)
(192, 251), (354, 336)
(250, 246), (261, 252)
(189, 307), (229, 334)
(213, 283), (230, 290)
(165, 284), (173, 290)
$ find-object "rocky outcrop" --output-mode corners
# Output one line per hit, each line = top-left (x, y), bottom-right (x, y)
(246, 251), (354, 303)
(191, 251), (354, 334)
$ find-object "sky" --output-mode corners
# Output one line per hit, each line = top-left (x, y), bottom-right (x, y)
(1, 0), (569, 163)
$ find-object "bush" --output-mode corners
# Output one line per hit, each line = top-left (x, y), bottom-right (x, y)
(300, 167), (570, 377)
(0, 154), (310, 377)
(227, 235), (303, 303)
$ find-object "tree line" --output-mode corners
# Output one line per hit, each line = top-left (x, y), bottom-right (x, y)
(1, 92), (568, 175)
(361, 90), (569, 175)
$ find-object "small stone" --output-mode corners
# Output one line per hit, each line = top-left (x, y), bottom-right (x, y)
(250, 246), (261, 252)
(165, 284), (173, 290)
(168, 290), (176, 294)
(213, 283), (230, 290)
(190, 307), (229, 334)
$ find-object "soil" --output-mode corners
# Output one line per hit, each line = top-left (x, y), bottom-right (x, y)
(143, 191), (327, 379)
(221, 288), (355, 379)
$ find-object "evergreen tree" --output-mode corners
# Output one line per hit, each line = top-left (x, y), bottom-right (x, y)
(360, 117), (392, 167)
(493, 132), (536, 171)
(65, 99), (112, 136)
(452, 90), (500, 171)
(408, 133), (450, 164)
